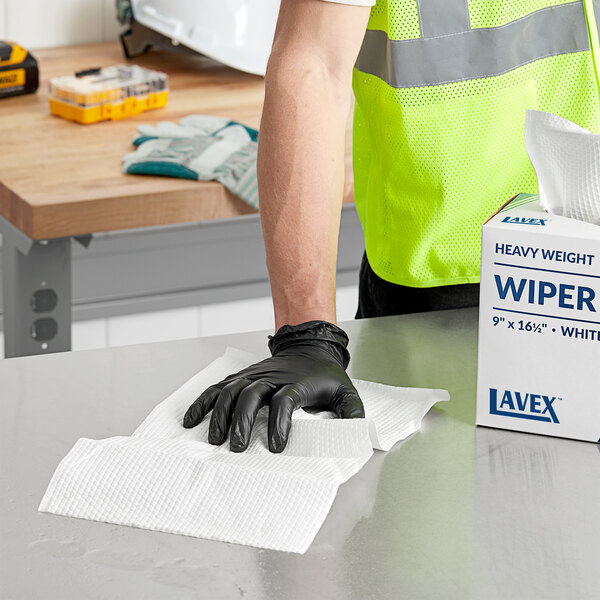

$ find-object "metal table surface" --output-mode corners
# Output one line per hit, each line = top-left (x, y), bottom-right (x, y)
(1, 308), (599, 600)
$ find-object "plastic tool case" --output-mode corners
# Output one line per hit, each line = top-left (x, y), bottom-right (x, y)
(48, 64), (168, 124)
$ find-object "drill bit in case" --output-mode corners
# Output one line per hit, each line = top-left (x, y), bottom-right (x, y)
(48, 64), (168, 124)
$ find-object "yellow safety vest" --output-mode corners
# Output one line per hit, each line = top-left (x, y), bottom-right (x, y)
(352, 0), (600, 287)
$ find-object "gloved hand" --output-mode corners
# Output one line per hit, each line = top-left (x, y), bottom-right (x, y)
(182, 320), (365, 453)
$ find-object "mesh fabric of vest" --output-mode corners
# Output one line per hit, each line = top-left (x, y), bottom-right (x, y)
(352, 0), (600, 287)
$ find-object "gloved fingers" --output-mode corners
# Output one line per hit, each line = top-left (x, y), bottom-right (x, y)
(182, 385), (222, 429)
(333, 386), (365, 419)
(229, 381), (274, 452)
(208, 378), (250, 445)
(268, 384), (307, 453)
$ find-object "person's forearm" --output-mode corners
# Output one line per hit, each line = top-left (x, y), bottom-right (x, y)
(258, 52), (353, 329)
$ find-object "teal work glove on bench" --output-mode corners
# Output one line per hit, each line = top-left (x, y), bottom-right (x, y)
(122, 115), (259, 209)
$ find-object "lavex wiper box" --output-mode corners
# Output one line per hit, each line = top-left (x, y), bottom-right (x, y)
(476, 193), (600, 443)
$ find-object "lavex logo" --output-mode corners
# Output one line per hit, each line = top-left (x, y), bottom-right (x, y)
(489, 388), (560, 423)
(501, 216), (550, 226)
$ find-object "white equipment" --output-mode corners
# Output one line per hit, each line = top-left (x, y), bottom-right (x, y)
(117, 0), (281, 76)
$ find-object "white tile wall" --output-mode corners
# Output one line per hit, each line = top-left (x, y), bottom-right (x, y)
(104, 285), (358, 347)
(197, 285), (359, 338)
(336, 284), (359, 322)
(107, 307), (200, 348)
(0, 325), (108, 357)
(72, 318), (107, 351)
(0, 286), (359, 358)
(4, 0), (120, 50)
(199, 296), (275, 338)
(0, 0), (7, 38)
(101, 0), (121, 42)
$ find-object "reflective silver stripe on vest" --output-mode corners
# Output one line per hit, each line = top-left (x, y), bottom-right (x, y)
(416, 0), (471, 39)
(594, 0), (600, 42)
(355, 2), (589, 88)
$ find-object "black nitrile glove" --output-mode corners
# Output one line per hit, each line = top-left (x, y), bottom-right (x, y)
(182, 320), (364, 453)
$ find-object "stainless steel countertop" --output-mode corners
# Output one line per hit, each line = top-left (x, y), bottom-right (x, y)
(2, 308), (599, 600)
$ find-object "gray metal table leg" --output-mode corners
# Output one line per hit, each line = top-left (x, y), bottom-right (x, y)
(1, 220), (72, 358)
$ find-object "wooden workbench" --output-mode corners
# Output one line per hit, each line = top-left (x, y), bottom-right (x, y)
(0, 41), (355, 239)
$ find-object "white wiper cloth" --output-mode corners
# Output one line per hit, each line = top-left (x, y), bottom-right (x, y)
(39, 348), (449, 553)
(524, 109), (600, 225)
